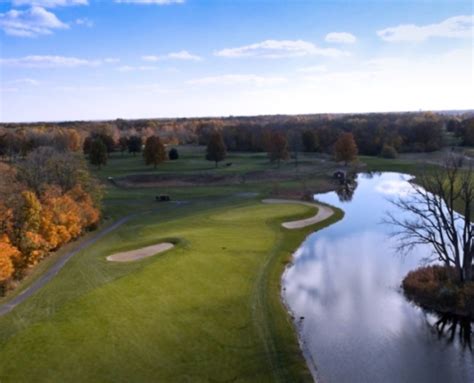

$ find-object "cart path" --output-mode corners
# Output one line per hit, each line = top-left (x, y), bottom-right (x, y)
(0, 215), (136, 317)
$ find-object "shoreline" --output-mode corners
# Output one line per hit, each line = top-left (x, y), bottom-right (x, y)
(267, 198), (344, 382)
(281, 260), (321, 381)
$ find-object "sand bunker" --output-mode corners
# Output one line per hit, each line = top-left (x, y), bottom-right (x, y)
(262, 199), (334, 229)
(107, 242), (174, 262)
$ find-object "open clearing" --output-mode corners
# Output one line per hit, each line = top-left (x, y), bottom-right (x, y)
(106, 242), (174, 262)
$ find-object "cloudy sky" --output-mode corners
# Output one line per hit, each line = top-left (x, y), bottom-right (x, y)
(0, 0), (473, 122)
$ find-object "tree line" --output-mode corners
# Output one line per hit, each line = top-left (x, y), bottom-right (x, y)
(0, 147), (102, 295)
(2, 112), (473, 162)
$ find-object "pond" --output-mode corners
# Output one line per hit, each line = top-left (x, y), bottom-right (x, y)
(283, 172), (474, 383)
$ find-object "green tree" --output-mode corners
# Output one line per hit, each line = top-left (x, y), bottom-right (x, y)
(168, 148), (179, 160)
(89, 139), (107, 169)
(118, 136), (129, 156)
(127, 135), (142, 156)
(143, 136), (166, 169)
(206, 131), (227, 168)
(301, 130), (318, 152)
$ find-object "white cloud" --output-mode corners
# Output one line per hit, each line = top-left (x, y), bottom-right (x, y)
(0, 6), (68, 37)
(142, 55), (159, 62)
(325, 32), (356, 44)
(117, 65), (158, 72)
(214, 39), (349, 58)
(142, 50), (202, 62)
(115, 0), (184, 4)
(296, 48), (473, 112)
(0, 55), (101, 67)
(297, 65), (327, 73)
(167, 50), (202, 61)
(75, 17), (93, 27)
(56, 85), (107, 91)
(0, 87), (19, 93)
(377, 14), (474, 42)
(104, 57), (120, 63)
(12, 0), (88, 7)
(187, 74), (287, 87)
(132, 83), (173, 93)
(9, 78), (40, 86)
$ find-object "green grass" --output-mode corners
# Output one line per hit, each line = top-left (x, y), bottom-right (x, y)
(0, 197), (344, 382)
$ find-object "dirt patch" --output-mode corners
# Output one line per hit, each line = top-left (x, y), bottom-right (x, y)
(106, 242), (174, 262)
(113, 163), (338, 188)
(115, 173), (241, 187)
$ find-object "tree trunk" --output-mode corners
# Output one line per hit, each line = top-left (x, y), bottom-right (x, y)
(215, 161), (218, 168)
(463, 248), (473, 282)
(455, 258), (464, 283)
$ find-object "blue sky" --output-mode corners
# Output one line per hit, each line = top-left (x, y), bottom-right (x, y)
(0, 0), (473, 122)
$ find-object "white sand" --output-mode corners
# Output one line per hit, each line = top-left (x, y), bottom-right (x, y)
(262, 199), (334, 229)
(106, 242), (174, 262)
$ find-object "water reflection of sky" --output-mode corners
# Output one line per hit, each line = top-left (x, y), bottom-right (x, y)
(283, 173), (474, 383)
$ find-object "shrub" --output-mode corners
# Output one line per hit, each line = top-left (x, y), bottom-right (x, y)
(380, 144), (398, 159)
(169, 148), (179, 160)
(402, 265), (474, 317)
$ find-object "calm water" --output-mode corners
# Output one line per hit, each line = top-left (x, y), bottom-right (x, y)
(283, 172), (474, 383)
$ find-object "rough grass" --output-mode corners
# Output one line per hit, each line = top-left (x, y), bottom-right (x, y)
(0, 199), (342, 382)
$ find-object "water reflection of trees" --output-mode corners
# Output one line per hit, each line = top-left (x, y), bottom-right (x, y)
(335, 172), (358, 202)
(425, 312), (473, 351)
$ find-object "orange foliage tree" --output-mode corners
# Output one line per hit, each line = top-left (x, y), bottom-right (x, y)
(0, 235), (20, 283)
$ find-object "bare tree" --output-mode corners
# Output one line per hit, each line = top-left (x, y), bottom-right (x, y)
(287, 130), (303, 167)
(386, 156), (473, 283)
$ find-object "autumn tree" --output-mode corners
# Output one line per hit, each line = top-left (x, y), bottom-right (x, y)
(18, 147), (84, 194)
(83, 136), (92, 155)
(206, 131), (227, 168)
(14, 191), (47, 268)
(89, 139), (107, 169)
(39, 185), (100, 249)
(266, 131), (289, 168)
(65, 129), (82, 151)
(334, 132), (358, 165)
(0, 235), (20, 292)
(143, 135), (166, 168)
